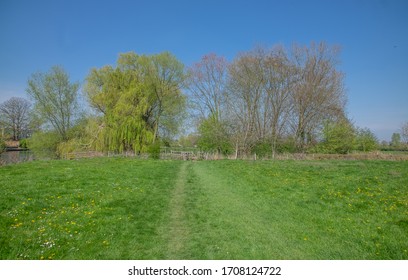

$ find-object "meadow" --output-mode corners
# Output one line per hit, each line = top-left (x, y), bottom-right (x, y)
(0, 158), (407, 259)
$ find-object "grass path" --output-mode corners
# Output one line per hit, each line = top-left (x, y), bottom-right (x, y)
(165, 161), (189, 258)
(1, 158), (407, 259)
(180, 160), (408, 259)
(183, 161), (288, 259)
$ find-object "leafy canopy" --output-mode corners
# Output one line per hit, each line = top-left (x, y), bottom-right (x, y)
(84, 52), (185, 152)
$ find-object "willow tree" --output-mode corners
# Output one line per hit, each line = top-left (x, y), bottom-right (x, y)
(84, 51), (185, 152)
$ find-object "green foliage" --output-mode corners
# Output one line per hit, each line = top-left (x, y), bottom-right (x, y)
(84, 52), (185, 153)
(197, 115), (232, 154)
(316, 119), (355, 154)
(27, 131), (61, 159)
(79, 116), (106, 152)
(178, 134), (199, 148)
(252, 141), (272, 157)
(391, 133), (401, 148)
(148, 142), (161, 159)
(276, 137), (297, 153)
(355, 127), (378, 152)
(26, 66), (80, 141)
(56, 138), (85, 157)
(0, 136), (5, 153)
(19, 139), (28, 149)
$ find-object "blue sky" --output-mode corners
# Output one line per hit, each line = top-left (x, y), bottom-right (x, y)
(1, 0), (407, 141)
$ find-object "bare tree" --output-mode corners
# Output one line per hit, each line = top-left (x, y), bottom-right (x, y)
(186, 54), (232, 154)
(261, 45), (296, 157)
(185, 53), (229, 121)
(226, 46), (295, 157)
(189, 42), (347, 157)
(401, 122), (408, 144)
(289, 42), (346, 151)
(227, 50), (265, 155)
(0, 97), (31, 140)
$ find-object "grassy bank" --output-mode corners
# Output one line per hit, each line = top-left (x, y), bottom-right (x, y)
(0, 158), (407, 259)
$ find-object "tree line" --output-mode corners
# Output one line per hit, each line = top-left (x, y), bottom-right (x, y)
(187, 43), (347, 157)
(1, 42), (407, 157)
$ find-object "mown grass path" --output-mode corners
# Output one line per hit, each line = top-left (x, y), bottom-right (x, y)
(181, 161), (292, 259)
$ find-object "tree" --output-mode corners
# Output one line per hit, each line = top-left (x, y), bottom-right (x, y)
(84, 52), (185, 152)
(391, 133), (401, 148)
(186, 53), (230, 155)
(224, 42), (346, 156)
(197, 114), (232, 154)
(186, 53), (229, 121)
(318, 118), (355, 154)
(225, 46), (297, 157)
(26, 66), (80, 141)
(27, 130), (61, 159)
(0, 97), (31, 140)
(0, 135), (5, 153)
(261, 45), (296, 157)
(289, 42), (346, 151)
(143, 52), (186, 142)
(355, 127), (378, 152)
(401, 122), (408, 144)
(227, 49), (265, 155)
(178, 133), (199, 148)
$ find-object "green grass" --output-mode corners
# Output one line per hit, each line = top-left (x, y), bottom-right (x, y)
(1, 158), (407, 259)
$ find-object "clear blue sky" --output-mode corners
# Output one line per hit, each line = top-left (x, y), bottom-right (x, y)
(1, 0), (407, 141)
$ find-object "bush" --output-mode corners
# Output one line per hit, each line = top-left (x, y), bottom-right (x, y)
(355, 128), (378, 152)
(19, 138), (28, 149)
(148, 142), (161, 159)
(57, 138), (86, 158)
(197, 115), (233, 155)
(252, 141), (272, 158)
(27, 131), (61, 159)
(0, 137), (5, 153)
(276, 137), (297, 153)
(317, 119), (355, 154)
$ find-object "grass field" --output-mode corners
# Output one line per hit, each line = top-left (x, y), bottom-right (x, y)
(0, 158), (407, 259)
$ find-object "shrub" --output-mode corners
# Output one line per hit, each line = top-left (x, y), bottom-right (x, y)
(197, 115), (233, 155)
(276, 137), (297, 154)
(317, 119), (355, 154)
(19, 138), (28, 149)
(355, 128), (378, 152)
(148, 142), (161, 159)
(27, 131), (61, 159)
(0, 137), (5, 153)
(56, 138), (86, 158)
(252, 141), (272, 158)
